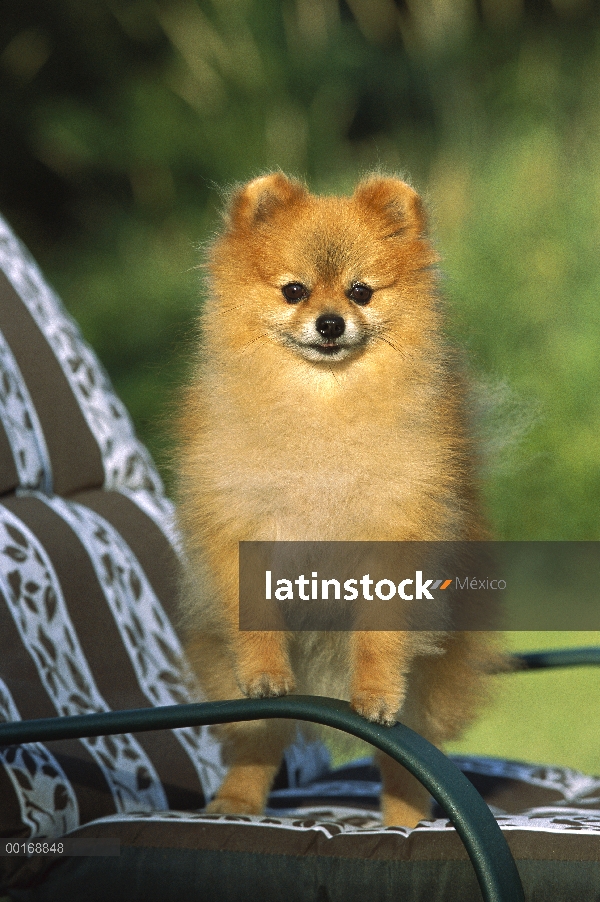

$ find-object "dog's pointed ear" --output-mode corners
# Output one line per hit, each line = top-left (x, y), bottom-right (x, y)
(226, 173), (308, 229)
(352, 176), (427, 236)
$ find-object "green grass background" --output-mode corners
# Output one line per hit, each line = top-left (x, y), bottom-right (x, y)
(446, 632), (600, 774)
(1, 1), (599, 775)
(328, 632), (600, 773)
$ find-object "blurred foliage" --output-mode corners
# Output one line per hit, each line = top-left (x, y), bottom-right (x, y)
(1, 0), (599, 539)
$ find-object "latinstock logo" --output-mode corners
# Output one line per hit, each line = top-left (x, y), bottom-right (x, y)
(241, 540), (600, 631)
(239, 541), (512, 631)
(265, 570), (456, 602)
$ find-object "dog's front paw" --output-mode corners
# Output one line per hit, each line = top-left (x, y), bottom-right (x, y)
(239, 670), (295, 699)
(351, 691), (398, 726)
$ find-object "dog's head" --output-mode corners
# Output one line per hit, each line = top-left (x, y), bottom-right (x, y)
(206, 173), (439, 365)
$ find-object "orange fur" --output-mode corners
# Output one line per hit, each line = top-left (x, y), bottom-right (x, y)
(175, 172), (501, 826)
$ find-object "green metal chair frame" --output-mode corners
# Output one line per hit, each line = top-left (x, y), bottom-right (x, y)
(1, 647), (599, 902)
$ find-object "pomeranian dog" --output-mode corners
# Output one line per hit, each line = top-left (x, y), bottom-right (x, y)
(176, 172), (499, 827)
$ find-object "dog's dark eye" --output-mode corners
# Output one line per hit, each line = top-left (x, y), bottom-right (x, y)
(348, 283), (373, 305)
(282, 282), (309, 303)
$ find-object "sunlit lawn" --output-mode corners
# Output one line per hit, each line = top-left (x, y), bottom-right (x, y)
(328, 632), (600, 775)
(446, 631), (600, 775)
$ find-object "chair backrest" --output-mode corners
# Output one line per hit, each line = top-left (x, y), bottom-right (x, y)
(0, 215), (224, 848)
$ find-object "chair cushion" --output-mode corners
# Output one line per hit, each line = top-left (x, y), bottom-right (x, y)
(0, 490), (224, 868)
(0, 214), (165, 498)
(0, 213), (225, 890)
(3, 757), (600, 901)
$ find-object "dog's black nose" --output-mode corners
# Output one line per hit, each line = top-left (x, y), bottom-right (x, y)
(315, 314), (345, 339)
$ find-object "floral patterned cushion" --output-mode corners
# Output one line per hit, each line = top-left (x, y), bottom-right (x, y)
(5, 757), (600, 901)
(0, 213), (225, 888)
(0, 214), (169, 499)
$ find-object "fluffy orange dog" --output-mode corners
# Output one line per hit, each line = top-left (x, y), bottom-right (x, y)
(176, 172), (498, 827)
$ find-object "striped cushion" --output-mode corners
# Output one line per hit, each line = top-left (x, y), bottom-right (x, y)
(0, 492), (224, 835)
(0, 214), (225, 880)
(0, 215), (166, 498)
(6, 761), (600, 901)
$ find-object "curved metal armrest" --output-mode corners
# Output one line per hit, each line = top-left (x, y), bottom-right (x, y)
(2, 646), (596, 896)
(0, 695), (524, 902)
(511, 646), (600, 670)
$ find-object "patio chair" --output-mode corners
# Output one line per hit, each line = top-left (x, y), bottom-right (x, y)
(0, 213), (598, 901)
